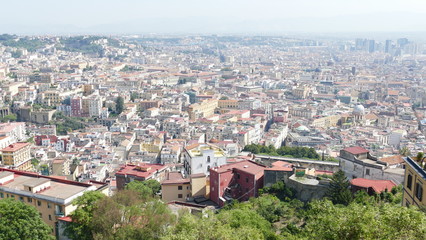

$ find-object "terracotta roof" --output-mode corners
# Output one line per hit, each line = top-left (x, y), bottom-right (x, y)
(350, 178), (396, 193)
(1, 142), (30, 152)
(343, 146), (369, 155)
(161, 172), (190, 185)
(115, 164), (168, 179)
(379, 155), (404, 165)
(211, 160), (266, 175)
(267, 160), (293, 171)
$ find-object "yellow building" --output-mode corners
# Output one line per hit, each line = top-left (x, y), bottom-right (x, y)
(188, 99), (218, 120)
(311, 115), (341, 128)
(218, 99), (239, 109)
(0, 168), (108, 236)
(161, 172), (208, 202)
(1, 142), (32, 171)
(402, 157), (426, 208)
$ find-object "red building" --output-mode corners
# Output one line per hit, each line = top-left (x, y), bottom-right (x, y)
(350, 178), (397, 195)
(115, 163), (169, 190)
(70, 98), (82, 117)
(209, 160), (266, 207)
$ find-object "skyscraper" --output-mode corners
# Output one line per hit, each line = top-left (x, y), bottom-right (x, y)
(385, 40), (392, 53)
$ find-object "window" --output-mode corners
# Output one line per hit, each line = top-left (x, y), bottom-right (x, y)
(11, 195), (14, 198)
(237, 173), (240, 179)
(415, 183), (423, 201)
(246, 177), (249, 183)
(48, 215), (52, 221)
(27, 197), (32, 203)
(178, 194), (183, 198)
(19, 196), (24, 202)
(407, 174), (413, 190)
(37, 200), (42, 207)
(0, 193), (3, 198)
(366, 169), (370, 176)
(207, 156), (211, 163)
(47, 203), (51, 209)
(178, 186), (183, 190)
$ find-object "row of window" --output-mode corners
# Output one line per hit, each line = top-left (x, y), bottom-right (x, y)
(0, 192), (54, 208)
(177, 185), (189, 190)
(407, 174), (423, 201)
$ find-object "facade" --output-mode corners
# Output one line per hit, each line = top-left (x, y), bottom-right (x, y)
(0, 168), (108, 236)
(402, 156), (426, 208)
(0, 122), (26, 143)
(182, 143), (227, 176)
(339, 146), (404, 184)
(209, 160), (266, 207)
(1, 142), (32, 171)
(187, 99), (218, 120)
(161, 172), (207, 203)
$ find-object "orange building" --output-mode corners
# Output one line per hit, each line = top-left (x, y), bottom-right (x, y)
(1, 142), (32, 171)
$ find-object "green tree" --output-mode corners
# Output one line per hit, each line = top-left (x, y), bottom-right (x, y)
(326, 170), (353, 205)
(0, 114), (17, 122)
(64, 191), (106, 240)
(115, 96), (125, 114)
(0, 198), (54, 240)
(301, 200), (426, 240)
(125, 179), (161, 199)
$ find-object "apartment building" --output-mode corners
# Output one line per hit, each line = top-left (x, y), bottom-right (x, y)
(1, 142), (32, 171)
(402, 156), (426, 208)
(0, 168), (108, 236)
(187, 99), (218, 120)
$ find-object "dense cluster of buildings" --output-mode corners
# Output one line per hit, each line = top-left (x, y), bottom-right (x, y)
(0, 35), (426, 237)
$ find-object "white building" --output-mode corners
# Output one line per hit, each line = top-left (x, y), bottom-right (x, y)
(182, 143), (227, 176)
(339, 146), (404, 185)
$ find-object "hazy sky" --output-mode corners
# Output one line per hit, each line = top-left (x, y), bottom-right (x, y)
(2, 0), (426, 34)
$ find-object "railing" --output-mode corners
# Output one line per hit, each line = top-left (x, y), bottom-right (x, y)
(55, 212), (65, 217)
(405, 157), (426, 180)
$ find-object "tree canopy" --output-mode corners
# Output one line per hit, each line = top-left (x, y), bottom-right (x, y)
(0, 198), (54, 240)
(326, 170), (353, 205)
(243, 144), (320, 160)
(115, 96), (125, 114)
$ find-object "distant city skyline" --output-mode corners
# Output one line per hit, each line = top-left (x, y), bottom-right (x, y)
(2, 0), (426, 35)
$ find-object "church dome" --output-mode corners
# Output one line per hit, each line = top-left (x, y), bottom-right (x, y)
(353, 104), (365, 115)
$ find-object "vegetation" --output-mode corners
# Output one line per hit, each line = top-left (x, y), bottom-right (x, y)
(0, 198), (54, 240)
(120, 65), (142, 72)
(62, 177), (425, 240)
(0, 114), (17, 122)
(243, 144), (320, 160)
(326, 170), (353, 205)
(115, 96), (125, 115)
(125, 179), (161, 199)
(51, 112), (85, 135)
(59, 36), (104, 55)
(0, 34), (46, 52)
(65, 189), (175, 240)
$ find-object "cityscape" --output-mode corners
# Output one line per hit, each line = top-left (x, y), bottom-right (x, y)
(1, 1), (426, 240)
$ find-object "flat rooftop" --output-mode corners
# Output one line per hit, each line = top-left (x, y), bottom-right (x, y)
(0, 168), (103, 204)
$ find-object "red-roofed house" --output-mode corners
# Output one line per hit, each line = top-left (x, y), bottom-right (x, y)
(115, 163), (170, 190)
(210, 160), (266, 206)
(351, 178), (397, 194)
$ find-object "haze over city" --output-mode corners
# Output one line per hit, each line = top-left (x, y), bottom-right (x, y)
(2, 0), (426, 35)
(1, 1), (426, 240)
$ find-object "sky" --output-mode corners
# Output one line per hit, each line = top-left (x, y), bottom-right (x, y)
(2, 0), (426, 35)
